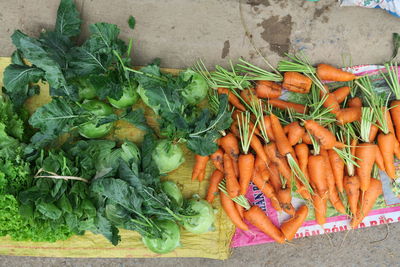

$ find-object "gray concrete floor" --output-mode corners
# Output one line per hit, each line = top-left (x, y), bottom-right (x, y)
(0, 0), (399, 266)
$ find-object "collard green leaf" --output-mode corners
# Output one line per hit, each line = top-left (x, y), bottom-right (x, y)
(11, 30), (67, 89)
(55, 0), (81, 38)
(121, 108), (152, 132)
(39, 31), (74, 71)
(3, 64), (44, 107)
(89, 73), (123, 100)
(10, 50), (25, 65)
(37, 202), (62, 220)
(187, 132), (220, 156)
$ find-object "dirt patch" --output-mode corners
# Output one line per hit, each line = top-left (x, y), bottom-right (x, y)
(260, 15), (293, 56)
(246, 0), (270, 7)
(221, 40), (230, 59)
(313, 4), (332, 20)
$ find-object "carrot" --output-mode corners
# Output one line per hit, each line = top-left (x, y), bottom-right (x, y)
(268, 99), (307, 114)
(217, 87), (245, 111)
(332, 86), (351, 103)
(321, 149), (346, 214)
(250, 135), (269, 163)
(280, 205), (309, 240)
(385, 107), (396, 134)
(244, 205), (285, 243)
(263, 115), (276, 141)
(355, 143), (376, 191)
(304, 120), (344, 149)
(348, 97), (362, 108)
(369, 124), (379, 142)
(255, 80), (282, 99)
(264, 143), (292, 181)
(321, 91), (340, 115)
(220, 133), (240, 177)
(239, 153), (255, 195)
(277, 187), (295, 216)
(350, 138), (358, 159)
(344, 175), (360, 216)
(210, 148), (224, 172)
(351, 178), (382, 228)
(268, 163), (282, 192)
(192, 155), (209, 181)
(270, 113), (295, 156)
(294, 143), (310, 182)
(336, 107), (362, 124)
(236, 203), (245, 219)
(377, 132), (396, 179)
(296, 182), (312, 200)
(220, 192), (249, 231)
(328, 149), (344, 193)
(282, 71), (312, 94)
(395, 141), (400, 159)
(308, 154), (328, 199)
(301, 131), (312, 144)
(198, 168), (206, 182)
(316, 63), (356, 82)
(390, 100), (400, 142)
(240, 88), (258, 107)
(206, 170), (224, 203)
(252, 172), (278, 200)
(375, 147), (385, 171)
(224, 153), (240, 198)
(312, 193), (327, 226)
(286, 121), (305, 146)
(255, 155), (270, 181)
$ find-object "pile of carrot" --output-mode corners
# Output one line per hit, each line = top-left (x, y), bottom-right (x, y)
(194, 57), (399, 243)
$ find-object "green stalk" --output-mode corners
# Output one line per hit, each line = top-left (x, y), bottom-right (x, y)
(360, 107), (374, 143)
(382, 62), (400, 100)
(237, 112), (257, 154)
(218, 179), (251, 210)
(235, 58), (283, 82)
(286, 153), (314, 194)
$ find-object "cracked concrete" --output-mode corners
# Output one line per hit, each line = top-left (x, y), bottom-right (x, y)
(0, 0), (399, 265)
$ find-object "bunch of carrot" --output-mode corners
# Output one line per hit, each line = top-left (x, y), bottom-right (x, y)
(193, 56), (399, 243)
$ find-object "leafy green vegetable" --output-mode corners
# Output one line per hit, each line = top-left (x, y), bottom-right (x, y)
(152, 139), (185, 174)
(141, 220), (180, 254)
(181, 69), (208, 105)
(181, 198), (215, 234)
(161, 181), (183, 208)
(55, 0), (81, 38)
(128, 16), (136, 30)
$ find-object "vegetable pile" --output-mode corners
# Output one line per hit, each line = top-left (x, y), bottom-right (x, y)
(1, 0), (400, 255)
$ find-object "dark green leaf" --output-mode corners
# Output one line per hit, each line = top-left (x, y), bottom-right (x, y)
(39, 31), (73, 70)
(10, 50), (25, 65)
(37, 202), (62, 220)
(128, 16), (136, 30)
(3, 64), (44, 107)
(89, 73), (123, 100)
(121, 108), (152, 132)
(55, 0), (81, 37)
(58, 194), (73, 213)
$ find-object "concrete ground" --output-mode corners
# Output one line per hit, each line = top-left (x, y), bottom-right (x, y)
(0, 0), (399, 266)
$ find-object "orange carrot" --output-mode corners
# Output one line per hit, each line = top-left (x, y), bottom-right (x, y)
(268, 163), (282, 192)
(350, 138), (358, 159)
(264, 143), (292, 182)
(224, 153), (240, 198)
(263, 115), (276, 141)
(375, 147), (385, 171)
(244, 205), (285, 243)
(390, 100), (400, 143)
(277, 187), (295, 216)
(296, 182), (312, 200)
(321, 149), (345, 214)
(210, 148), (224, 172)
(312, 193), (327, 226)
(301, 131), (313, 144)
(316, 64), (356, 82)
(220, 133), (240, 177)
(328, 149), (344, 193)
(250, 135), (269, 163)
(236, 203), (245, 219)
(332, 86), (351, 103)
(344, 175), (360, 216)
(377, 133), (396, 179)
(308, 154), (328, 199)
(199, 168), (206, 182)
(206, 170), (224, 203)
(192, 155), (209, 181)
(286, 121), (305, 146)
(268, 99), (307, 114)
(240, 88), (258, 107)
(295, 143), (310, 182)
(348, 97), (362, 108)
(355, 143), (376, 191)
(304, 120), (344, 149)
(255, 80), (282, 99)
(321, 91), (340, 115)
(270, 113), (295, 156)
(220, 192), (249, 231)
(252, 172), (278, 200)
(280, 205), (309, 240)
(255, 155), (270, 181)
(239, 153), (255, 195)
(336, 107), (362, 124)
(369, 124), (379, 142)
(217, 87), (245, 111)
(282, 71), (312, 94)
(351, 178), (382, 228)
